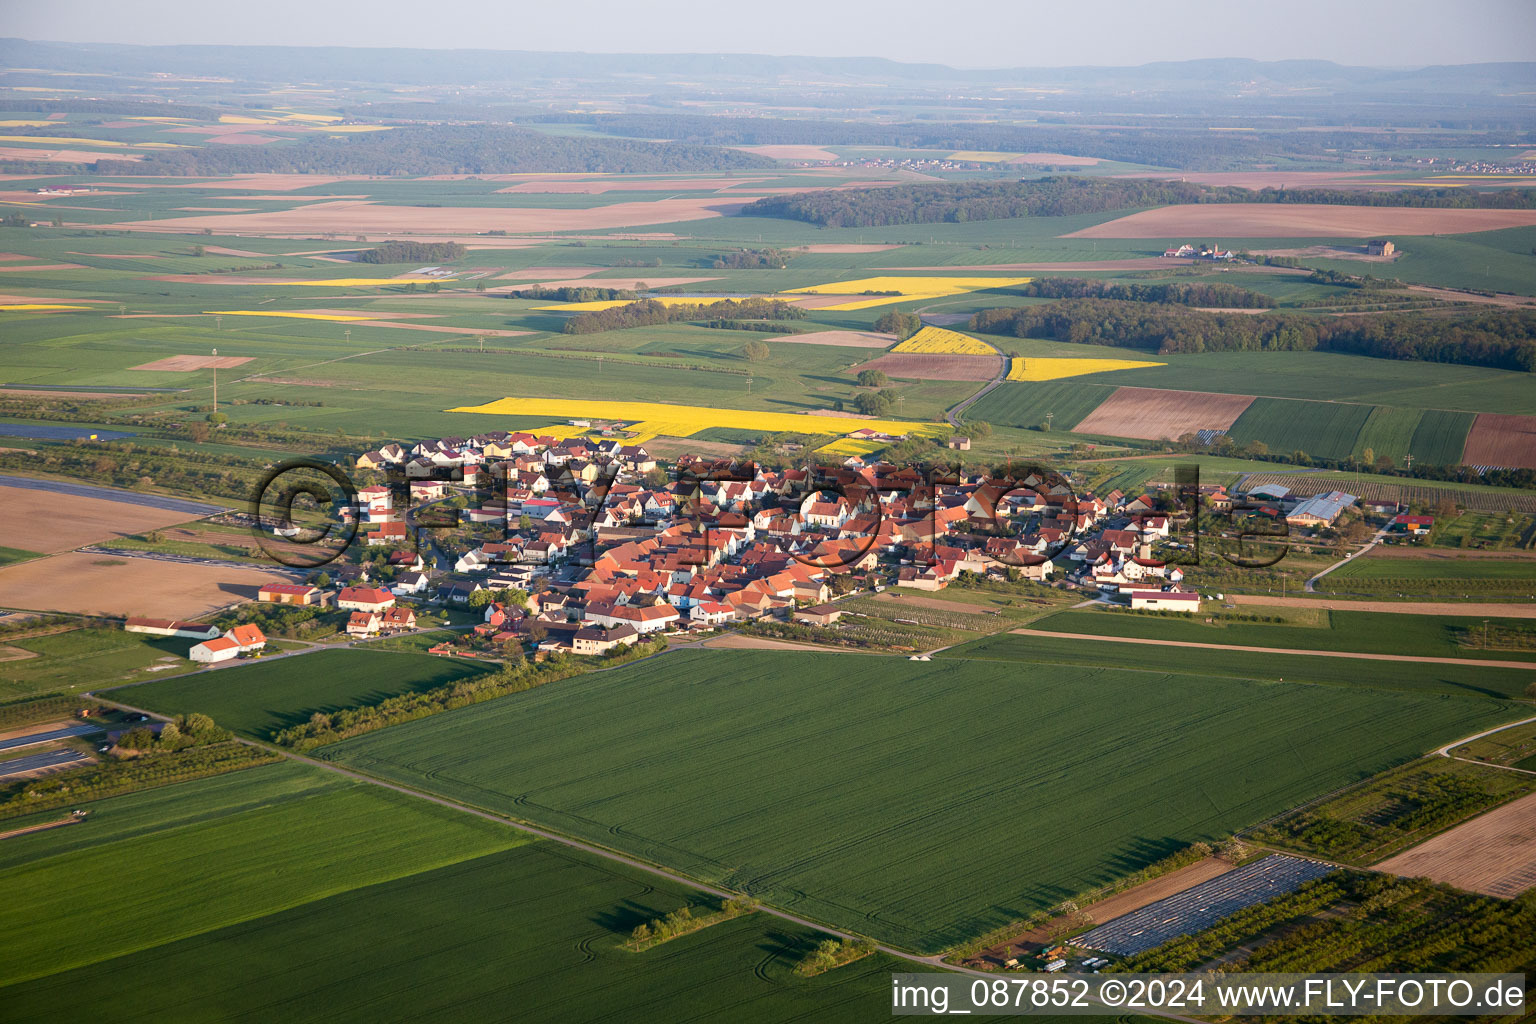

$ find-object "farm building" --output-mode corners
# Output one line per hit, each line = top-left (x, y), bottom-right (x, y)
(1366, 239), (1395, 256)
(189, 636), (242, 664)
(1127, 589), (1200, 612)
(257, 583), (325, 606)
(125, 617), (221, 641)
(1285, 491), (1357, 528)
(794, 604), (845, 626)
(1391, 513), (1434, 535)
(337, 586), (396, 613)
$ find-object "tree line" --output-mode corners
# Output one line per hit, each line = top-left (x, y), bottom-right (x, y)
(354, 241), (465, 264)
(535, 112), (1524, 172)
(78, 125), (773, 177)
(513, 285), (638, 303)
(970, 300), (1536, 371)
(742, 175), (1536, 228)
(1015, 277), (1270, 307)
(562, 297), (807, 335)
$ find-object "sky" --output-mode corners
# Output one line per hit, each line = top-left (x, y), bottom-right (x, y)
(6, 0), (1536, 69)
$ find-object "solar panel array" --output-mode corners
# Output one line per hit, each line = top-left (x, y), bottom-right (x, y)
(1075, 854), (1336, 957)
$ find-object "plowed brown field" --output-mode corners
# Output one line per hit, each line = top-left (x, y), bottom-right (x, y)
(1073, 387), (1255, 440)
(1463, 413), (1536, 470)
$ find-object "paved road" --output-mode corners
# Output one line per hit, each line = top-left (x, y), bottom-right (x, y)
(1009, 627), (1536, 669)
(0, 748), (91, 780)
(0, 723), (99, 753)
(0, 474), (224, 516)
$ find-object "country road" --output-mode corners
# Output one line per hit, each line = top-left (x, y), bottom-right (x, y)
(1305, 524), (1389, 593)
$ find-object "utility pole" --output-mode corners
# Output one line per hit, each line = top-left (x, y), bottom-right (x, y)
(896, 394), (905, 416)
(211, 348), (218, 415)
(1046, 411), (1054, 431)
(215, 315), (222, 332)
(344, 328), (351, 345)
(746, 377), (753, 395)
(1404, 453), (1414, 472)
(1483, 618), (1490, 649)
(596, 354), (603, 376)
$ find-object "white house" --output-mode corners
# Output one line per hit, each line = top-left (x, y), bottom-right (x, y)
(189, 636), (241, 664)
(1127, 589), (1200, 612)
(392, 571), (429, 596)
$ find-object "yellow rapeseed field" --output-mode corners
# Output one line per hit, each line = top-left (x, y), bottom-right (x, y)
(0, 120), (60, 128)
(1006, 356), (1167, 381)
(0, 134), (132, 147)
(450, 398), (949, 443)
(785, 275), (1030, 311)
(0, 304), (90, 312)
(272, 279), (452, 288)
(815, 437), (890, 457)
(891, 326), (995, 355)
(205, 310), (375, 322)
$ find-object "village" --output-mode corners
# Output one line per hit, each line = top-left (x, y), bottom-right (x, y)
(184, 428), (1394, 660)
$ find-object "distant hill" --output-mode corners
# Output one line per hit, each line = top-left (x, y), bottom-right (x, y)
(1, 37), (1530, 100)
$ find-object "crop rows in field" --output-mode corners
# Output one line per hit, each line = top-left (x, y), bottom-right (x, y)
(964, 379), (1115, 432)
(1226, 397), (1375, 461)
(0, 762), (898, 1022)
(842, 599), (998, 632)
(319, 649), (1518, 952)
(1238, 472), (1536, 512)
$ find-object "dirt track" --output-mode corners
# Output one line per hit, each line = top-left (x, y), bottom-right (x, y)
(699, 634), (855, 653)
(1084, 857), (1238, 924)
(1375, 790), (1536, 897)
(1225, 595), (1536, 618)
(1065, 204), (1536, 239)
(1011, 628), (1536, 668)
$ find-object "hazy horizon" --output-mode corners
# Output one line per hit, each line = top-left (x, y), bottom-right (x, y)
(6, 0), (1535, 70)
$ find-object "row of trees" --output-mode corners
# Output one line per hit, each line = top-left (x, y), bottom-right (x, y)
(704, 248), (793, 270)
(82, 125), (773, 177)
(743, 174), (1536, 228)
(562, 296), (807, 335)
(513, 285), (638, 303)
(971, 300), (1536, 370)
(542, 112), (1526, 172)
(272, 638), (665, 749)
(1014, 277), (1270, 307)
(873, 310), (923, 340)
(355, 241), (466, 264)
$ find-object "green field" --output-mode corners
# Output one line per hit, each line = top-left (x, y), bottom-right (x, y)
(0, 761), (524, 987)
(944, 630), (1535, 699)
(1226, 397), (1376, 461)
(1027, 607), (1536, 662)
(0, 628), (191, 701)
(116, 649), (495, 740)
(965, 379), (1115, 432)
(0, 760), (908, 1022)
(318, 648), (1520, 951)
(1320, 552), (1536, 596)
